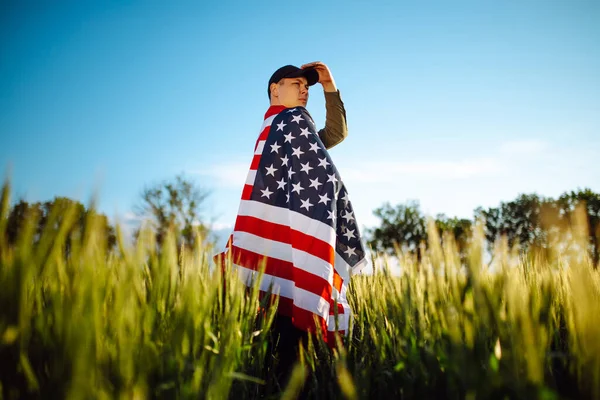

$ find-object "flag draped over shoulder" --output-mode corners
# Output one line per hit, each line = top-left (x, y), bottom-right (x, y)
(216, 105), (368, 344)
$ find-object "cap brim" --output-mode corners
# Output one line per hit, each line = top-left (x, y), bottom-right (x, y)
(286, 67), (319, 86)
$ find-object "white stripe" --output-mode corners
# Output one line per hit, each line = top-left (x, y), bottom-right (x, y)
(234, 264), (330, 319)
(245, 170), (256, 186)
(237, 200), (336, 245)
(336, 250), (369, 276)
(255, 140), (265, 155)
(328, 302), (351, 331)
(232, 231), (334, 283)
(259, 115), (276, 134)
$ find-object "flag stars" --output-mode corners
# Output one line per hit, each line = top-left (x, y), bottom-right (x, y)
(309, 177), (322, 190)
(343, 228), (356, 240)
(318, 157), (330, 169)
(342, 192), (350, 206)
(270, 142), (281, 153)
(287, 168), (295, 179)
(327, 210), (336, 222)
(344, 246), (357, 257)
(265, 164), (277, 177)
(286, 108), (298, 113)
(291, 182), (304, 195)
(300, 161), (313, 174)
(261, 187), (273, 199)
(342, 210), (354, 223)
(280, 154), (289, 166)
(276, 121), (286, 131)
(318, 193), (330, 205)
(276, 177), (287, 190)
(299, 127), (311, 138)
(300, 198), (313, 211)
(327, 173), (338, 184)
(292, 146), (304, 159)
(283, 132), (295, 143)
(291, 114), (304, 124)
(309, 142), (319, 153)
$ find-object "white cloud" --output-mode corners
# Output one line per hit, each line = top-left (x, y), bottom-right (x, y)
(209, 222), (233, 231)
(499, 139), (548, 155)
(341, 157), (503, 183)
(189, 162), (249, 188)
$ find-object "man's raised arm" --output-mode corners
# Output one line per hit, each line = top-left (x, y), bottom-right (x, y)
(301, 61), (348, 150)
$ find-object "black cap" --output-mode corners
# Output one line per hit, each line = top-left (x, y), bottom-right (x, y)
(268, 65), (319, 98)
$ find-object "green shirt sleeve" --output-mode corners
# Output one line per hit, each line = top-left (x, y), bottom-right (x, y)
(317, 90), (348, 149)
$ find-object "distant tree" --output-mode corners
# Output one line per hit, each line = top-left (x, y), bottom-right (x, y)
(473, 190), (599, 267)
(556, 188), (600, 266)
(368, 201), (427, 256)
(368, 201), (473, 259)
(474, 193), (548, 251)
(435, 214), (473, 256)
(135, 174), (210, 249)
(4, 197), (116, 254)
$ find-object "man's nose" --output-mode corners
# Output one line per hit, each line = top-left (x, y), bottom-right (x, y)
(300, 85), (308, 95)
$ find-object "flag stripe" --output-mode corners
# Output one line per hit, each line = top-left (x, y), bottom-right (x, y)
(255, 140), (265, 155)
(237, 200), (335, 245)
(231, 246), (332, 299)
(258, 292), (329, 334)
(231, 231), (334, 284)
(245, 170), (257, 186)
(250, 154), (261, 170)
(241, 184), (253, 200)
(235, 263), (330, 319)
(234, 215), (335, 265)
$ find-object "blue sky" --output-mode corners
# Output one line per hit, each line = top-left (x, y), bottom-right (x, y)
(1, 1), (599, 244)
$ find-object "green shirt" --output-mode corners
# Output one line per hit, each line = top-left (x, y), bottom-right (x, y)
(318, 90), (348, 150)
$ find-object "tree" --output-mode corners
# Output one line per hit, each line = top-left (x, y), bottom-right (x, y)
(368, 201), (427, 256)
(474, 193), (547, 251)
(4, 196), (116, 254)
(556, 188), (600, 266)
(135, 174), (210, 249)
(368, 201), (473, 259)
(474, 190), (599, 267)
(435, 214), (473, 257)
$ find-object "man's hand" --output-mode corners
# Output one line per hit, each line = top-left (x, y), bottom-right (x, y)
(301, 61), (337, 92)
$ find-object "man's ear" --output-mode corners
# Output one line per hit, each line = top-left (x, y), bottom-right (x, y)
(270, 83), (278, 98)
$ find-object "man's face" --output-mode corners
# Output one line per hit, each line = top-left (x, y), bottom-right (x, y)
(271, 77), (309, 108)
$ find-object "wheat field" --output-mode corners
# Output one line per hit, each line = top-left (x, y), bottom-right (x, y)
(0, 182), (599, 399)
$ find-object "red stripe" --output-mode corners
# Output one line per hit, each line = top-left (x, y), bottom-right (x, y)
(235, 215), (291, 243)
(241, 184), (253, 200)
(329, 301), (345, 316)
(327, 331), (345, 347)
(234, 215), (335, 264)
(333, 270), (343, 292)
(259, 293), (328, 337)
(250, 154), (261, 170)
(231, 245), (332, 300)
(258, 126), (270, 141)
(264, 105), (286, 119)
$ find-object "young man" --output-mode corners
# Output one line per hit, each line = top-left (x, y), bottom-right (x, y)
(216, 62), (368, 391)
(268, 61), (348, 150)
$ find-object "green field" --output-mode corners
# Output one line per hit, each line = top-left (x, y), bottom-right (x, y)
(1, 182), (599, 400)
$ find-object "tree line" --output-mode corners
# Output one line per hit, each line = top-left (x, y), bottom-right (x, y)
(368, 188), (600, 266)
(2, 174), (211, 255)
(3, 177), (599, 267)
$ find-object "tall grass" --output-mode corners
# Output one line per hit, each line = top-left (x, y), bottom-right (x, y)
(0, 181), (599, 399)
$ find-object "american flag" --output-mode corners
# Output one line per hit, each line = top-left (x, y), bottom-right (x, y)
(216, 105), (368, 345)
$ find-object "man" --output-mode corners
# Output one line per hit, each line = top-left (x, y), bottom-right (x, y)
(268, 61), (348, 150)
(216, 62), (368, 391)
